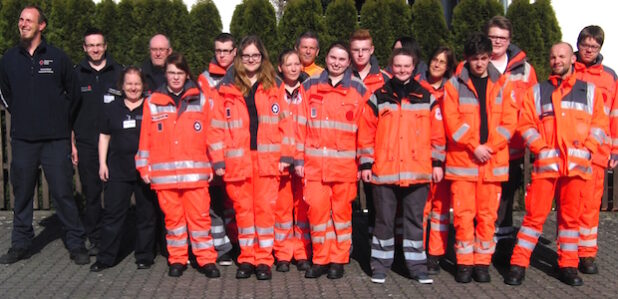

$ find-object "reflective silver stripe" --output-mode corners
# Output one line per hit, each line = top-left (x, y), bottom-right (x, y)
(580, 226), (598, 235)
(452, 123), (470, 142)
(522, 128), (541, 145)
(496, 126), (511, 140)
(519, 226), (541, 238)
(579, 239), (597, 247)
(168, 226), (187, 236)
(590, 127), (606, 144)
(337, 233), (351, 242)
(533, 85), (542, 114)
(211, 119), (227, 129)
(430, 212), (449, 221)
(586, 83), (595, 115)
(275, 233), (289, 241)
(238, 227), (255, 235)
(209, 142), (224, 151)
(312, 236), (325, 244)
(534, 163), (560, 173)
(541, 103), (553, 113)
(257, 144), (280, 153)
(445, 166), (478, 176)
(430, 223), (449, 231)
(296, 115), (307, 125)
(369, 94), (378, 106)
(166, 238), (188, 247)
(150, 174), (210, 184)
(610, 109), (618, 117)
(151, 160), (211, 171)
(306, 148), (356, 158)
(558, 229), (579, 238)
(259, 239), (274, 248)
(307, 120), (357, 132)
(238, 237), (255, 246)
(404, 251), (427, 261)
(431, 151), (446, 161)
(326, 231), (336, 240)
(561, 101), (589, 113)
(225, 148), (244, 158)
(403, 239), (423, 249)
(567, 162), (592, 174)
(493, 166), (508, 177)
(275, 221), (293, 229)
(185, 104), (203, 112)
(360, 157), (374, 164)
(372, 236), (395, 247)
(296, 143), (305, 151)
(190, 230), (210, 238)
(191, 240), (214, 249)
(334, 221), (351, 230)
(155, 105), (176, 113)
(401, 103), (430, 111)
(213, 237), (230, 247)
(378, 102), (399, 112)
(516, 238), (536, 250)
(135, 159), (148, 167)
(372, 172), (432, 183)
(357, 147), (374, 155)
(456, 246), (473, 254)
(137, 150), (149, 158)
(560, 243), (578, 251)
(211, 225), (225, 234)
(311, 223), (327, 232)
(259, 115), (279, 124)
(604, 105), (610, 116)
(256, 226), (274, 235)
(434, 144), (446, 151)
(567, 148), (591, 160)
(475, 246), (496, 254)
(227, 120), (243, 129)
(459, 97), (478, 105)
(371, 249), (395, 259)
(282, 137), (294, 145)
(538, 149), (560, 159)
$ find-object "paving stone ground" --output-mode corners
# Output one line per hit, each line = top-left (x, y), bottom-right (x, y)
(0, 210), (616, 298)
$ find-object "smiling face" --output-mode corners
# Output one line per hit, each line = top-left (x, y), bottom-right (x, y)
(487, 26), (510, 59)
(297, 37), (319, 67)
(83, 34), (107, 63)
(240, 43), (262, 76)
(18, 8), (45, 42)
(279, 52), (301, 83)
(123, 71), (144, 102)
(550, 43), (576, 78)
(391, 54), (414, 82)
(429, 52), (448, 80)
(165, 63), (187, 93)
(325, 46), (350, 77)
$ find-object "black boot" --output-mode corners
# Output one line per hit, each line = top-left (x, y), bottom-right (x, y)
(255, 264), (272, 280)
(236, 263), (255, 279)
(578, 257), (599, 274)
(427, 255), (441, 275)
(558, 267), (583, 286)
(504, 265), (525, 285)
(305, 264), (328, 278)
(473, 265), (490, 283)
(327, 263), (344, 279)
(455, 265), (473, 283)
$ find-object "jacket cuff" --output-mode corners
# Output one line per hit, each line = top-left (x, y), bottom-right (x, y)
(360, 162), (373, 170)
(432, 160), (443, 167)
(280, 156), (293, 164)
(293, 159), (304, 167)
(212, 161), (225, 171)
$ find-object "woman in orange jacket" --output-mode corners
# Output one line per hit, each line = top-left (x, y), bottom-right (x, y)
(136, 52), (219, 278)
(208, 35), (293, 280)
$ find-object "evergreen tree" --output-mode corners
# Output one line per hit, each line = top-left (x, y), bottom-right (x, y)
(229, 2), (247, 41)
(451, 0), (503, 59)
(187, 0), (222, 74)
(115, 0), (139, 65)
(533, 0), (561, 79)
(360, 0), (412, 66)
(232, 0), (278, 57)
(324, 0), (358, 48)
(411, 0), (451, 61)
(507, 0), (545, 79)
(278, 0), (326, 52)
(93, 0), (121, 63)
(0, 0), (24, 55)
(46, 0), (96, 63)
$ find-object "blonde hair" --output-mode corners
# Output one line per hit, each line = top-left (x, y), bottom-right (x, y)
(233, 35), (276, 96)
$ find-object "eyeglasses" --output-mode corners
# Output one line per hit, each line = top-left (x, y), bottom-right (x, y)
(241, 53), (262, 61)
(579, 43), (601, 51)
(215, 48), (234, 55)
(430, 57), (447, 66)
(85, 43), (105, 49)
(150, 47), (169, 53)
(166, 71), (186, 77)
(488, 35), (509, 43)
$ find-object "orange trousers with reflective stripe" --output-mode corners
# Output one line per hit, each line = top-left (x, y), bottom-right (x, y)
(510, 177), (584, 268)
(426, 180), (451, 256)
(157, 187), (217, 266)
(451, 179), (500, 266)
(579, 164), (604, 257)
(225, 152), (277, 266)
(305, 181), (356, 265)
(274, 173), (310, 261)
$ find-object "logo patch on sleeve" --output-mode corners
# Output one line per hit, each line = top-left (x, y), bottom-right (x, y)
(271, 103), (280, 114)
(435, 107), (443, 120)
(194, 121), (202, 132)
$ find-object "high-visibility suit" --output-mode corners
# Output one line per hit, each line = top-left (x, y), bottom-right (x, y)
(510, 71), (608, 269)
(296, 69), (370, 265)
(574, 54), (617, 258)
(209, 71), (293, 266)
(136, 81), (217, 267)
(442, 65), (518, 266)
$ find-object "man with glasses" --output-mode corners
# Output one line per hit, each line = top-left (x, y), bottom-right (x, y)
(196, 33), (237, 267)
(574, 25), (617, 275)
(142, 34), (172, 94)
(483, 17), (537, 262)
(73, 28), (123, 256)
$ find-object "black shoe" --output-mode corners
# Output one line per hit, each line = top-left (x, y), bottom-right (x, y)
(504, 265), (525, 285)
(327, 263), (344, 279)
(578, 257), (599, 274)
(136, 260), (154, 270)
(305, 264), (328, 278)
(201, 263), (221, 278)
(168, 263), (187, 277)
(0, 247), (30, 264)
(473, 265), (491, 283)
(217, 252), (234, 266)
(90, 261), (110, 272)
(296, 259), (311, 272)
(427, 255), (441, 275)
(236, 263), (255, 279)
(558, 267), (583, 286)
(255, 264), (272, 280)
(276, 261), (290, 272)
(70, 247), (91, 265)
(455, 265), (473, 283)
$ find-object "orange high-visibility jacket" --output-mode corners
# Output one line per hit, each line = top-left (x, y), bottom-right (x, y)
(574, 54), (617, 166)
(353, 56), (391, 95)
(358, 78), (446, 186)
(442, 64), (518, 182)
(295, 69), (370, 182)
(136, 81), (213, 190)
(208, 71), (294, 182)
(198, 60), (228, 91)
(415, 71), (447, 101)
(519, 71), (608, 179)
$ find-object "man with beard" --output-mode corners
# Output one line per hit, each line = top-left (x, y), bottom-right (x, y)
(0, 6), (89, 265)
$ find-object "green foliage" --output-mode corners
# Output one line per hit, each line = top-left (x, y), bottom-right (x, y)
(532, 0), (561, 79)
(0, 0), (23, 56)
(93, 0), (120, 62)
(230, 0), (278, 59)
(451, 0), (503, 59)
(278, 0), (326, 53)
(411, 0), (452, 61)
(324, 0), (358, 49)
(46, 0), (96, 63)
(360, 0), (412, 67)
(507, 0), (545, 79)
(187, 0), (223, 74)
(229, 2), (246, 42)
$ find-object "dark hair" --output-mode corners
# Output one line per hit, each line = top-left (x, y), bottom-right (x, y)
(22, 5), (47, 25)
(295, 31), (320, 49)
(429, 46), (456, 78)
(278, 48), (299, 66)
(164, 52), (193, 81)
(464, 32), (493, 58)
(326, 41), (351, 60)
(214, 33), (236, 48)
(83, 27), (106, 43)
(392, 36), (422, 66)
(118, 66), (146, 93)
(577, 25), (604, 47)
(389, 47), (417, 68)
(484, 16), (512, 37)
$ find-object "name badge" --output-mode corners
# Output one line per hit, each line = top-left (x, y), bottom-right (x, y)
(123, 119), (136, 129)
(104, 94), (115, 103)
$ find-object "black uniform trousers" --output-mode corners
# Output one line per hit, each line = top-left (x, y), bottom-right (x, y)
(371, 184), (428, 276)
(10, 138), (86, 250)
(208, 183), (233, 256)
(97, 179), (157, 266)
(76, 142), (103, 245)
(496, 158), (523, 240)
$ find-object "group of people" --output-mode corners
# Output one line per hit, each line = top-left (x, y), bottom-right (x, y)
(0, 5), (614, 288)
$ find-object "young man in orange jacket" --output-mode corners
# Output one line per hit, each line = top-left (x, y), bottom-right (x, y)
(442, 33), (518, 283)
(505, 42), (608, 286)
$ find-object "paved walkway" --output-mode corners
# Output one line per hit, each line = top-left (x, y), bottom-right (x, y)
(0, 210), (616, 298)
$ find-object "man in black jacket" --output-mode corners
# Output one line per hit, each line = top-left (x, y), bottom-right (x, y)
(0, 6), (89, 265)
(142, 34), (172, 94)
(73, 28), (123, 255)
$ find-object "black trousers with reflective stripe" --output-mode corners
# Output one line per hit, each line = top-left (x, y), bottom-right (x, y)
(209, 184), (233, 256)
(496, 158), (523, 238)
(371, 183), (428, 275)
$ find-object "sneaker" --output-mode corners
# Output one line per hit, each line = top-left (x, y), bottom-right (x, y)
(0, 247), (30, 264)
(69, 247), (91, 265)
(371, 272), (386, 284)
(578, 257), (599, 274)
(217, 252), (234, 266)
(412, 272), (433, 284)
